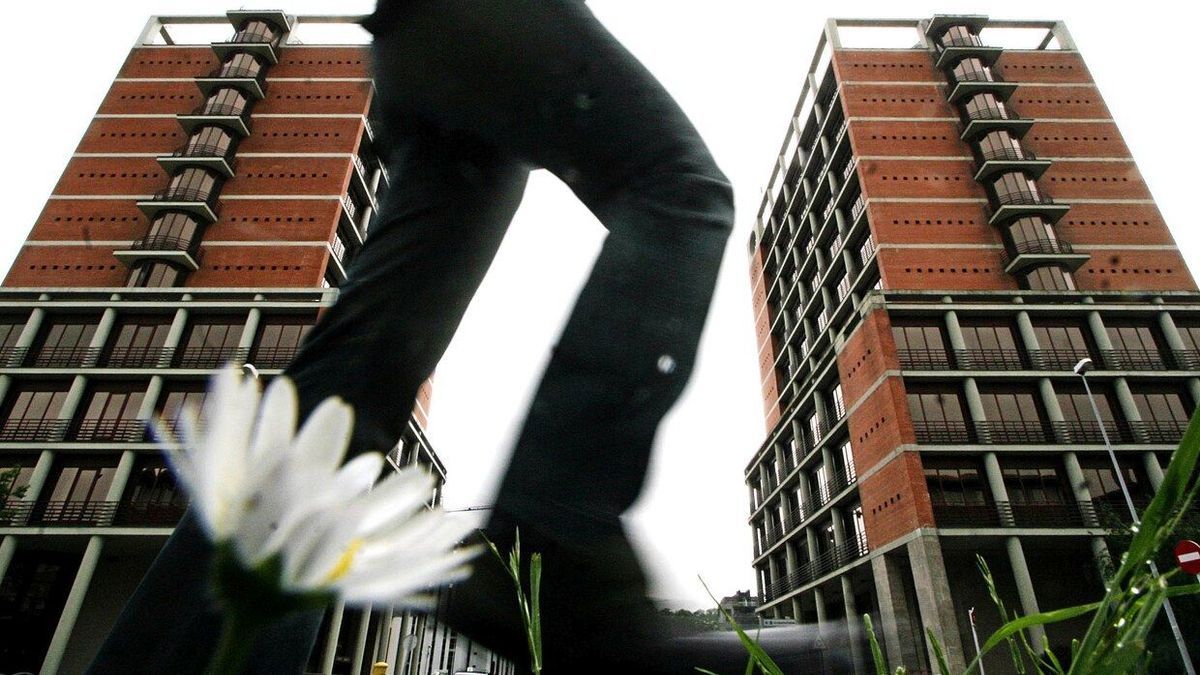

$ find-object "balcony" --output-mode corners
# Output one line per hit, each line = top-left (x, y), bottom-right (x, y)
(213, 29), (282, 64)
(136, 187), (220, 224)
(0, 418), (69, 442)
(761, 533), (869, 602)
(71, 418), (147, 443)
(113, 233), (203, 271)
(102, 346), (173, 368)
(859, 236), (877, 266)
(226, 10), (293, 36)
(975, 145), (1052, 182)
(986, 191), (1070, 228)
(1001, 238), (1089, 275)
(0, 499), (186, 528)
(248, 346), (300, 369)
(848, 194), (867, 222)
(157, 142), (236, 178)
(173, 346), (250, 369)
(948, 69), (1018, 104)
(25, 346), (101, 368)
(195, 65), (268, 101)
(912, 419), (1186, 446)
(961, 106), (1034, 142)
(177, 103), (251, 138)
(933, 499), (1099, 529)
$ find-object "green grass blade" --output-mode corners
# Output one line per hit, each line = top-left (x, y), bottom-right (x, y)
(529, 552), (543, 672)
(699, 577), (785, 675)
(926, 628), (952, 675)
(862, 614), (891, 675)
(978, 601), (1101, 656)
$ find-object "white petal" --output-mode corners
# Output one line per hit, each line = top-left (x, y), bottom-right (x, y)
(291, 397), (354, 477)
(248, 377), (298, 467)
(351, 467), (436, 536)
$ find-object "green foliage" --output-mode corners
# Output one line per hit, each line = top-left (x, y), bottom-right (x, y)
(0, 466), (28, 522)
(485, 530), (543, 675)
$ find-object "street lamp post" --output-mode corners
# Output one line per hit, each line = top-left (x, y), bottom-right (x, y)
(1074, 357), (1195, 674)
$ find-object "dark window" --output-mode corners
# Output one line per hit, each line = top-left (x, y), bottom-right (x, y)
(1023, 266), (1076, 291)
(1106, 324), (1161, 354)
(1007, 216), (1057, 249)
(1079, 455), (1148, 506)
(74, 383), (146, 441)
(32, 316), (99, 367)
(893, 320), (949, 367)
(105, 315), (172, 366)
(203, 88), (248, 115)
(1130, 389), (1191, 423)
(1176, 323), (1200, 351)
(176, 316), (245, 368)
(121, 456), (187, 526)
(978, 388), (1042, 423)
(1033, 321), (1091, 356)
(157, 383), (209, 432)
(992, 172), (1041, 205)
(1056, 384), (1118, 422)
(907, 390), (967, 423)
(924, 457), (989, 505)
(951, 57), (993, 82)
(146, 212), (202, 245)
(1000, 458), (1067, 504)
(941, 25), (981, 47)
(166, 167), (219, 200)
(126, 261), (185, 288)
(978, 130), (1025, 161)
(961, 320), (1018, 351)
(0, 316), (25, 355)
(219, 52), (264, 78)
(1, 383), (70, 441)
(963, 92), (1009, 120)
(183, 125), (235, 155)
(252, 315), (314, 368)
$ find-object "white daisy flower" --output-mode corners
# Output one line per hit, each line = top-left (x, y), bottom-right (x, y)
(158, 367), (479, 607)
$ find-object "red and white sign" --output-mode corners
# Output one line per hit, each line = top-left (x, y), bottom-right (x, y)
(1174, 540), (1200, 575)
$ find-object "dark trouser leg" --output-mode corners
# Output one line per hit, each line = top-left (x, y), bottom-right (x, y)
(87, 131), (529, 674)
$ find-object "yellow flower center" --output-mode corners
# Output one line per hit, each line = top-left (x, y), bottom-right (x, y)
(323, 538), (366, 584)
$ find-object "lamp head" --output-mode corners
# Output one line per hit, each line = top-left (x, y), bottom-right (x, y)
(1073, 357), (1094, 376)
(242, 363), (260, 380)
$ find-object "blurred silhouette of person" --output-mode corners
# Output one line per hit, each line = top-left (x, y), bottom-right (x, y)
(90, 1), (735, 672)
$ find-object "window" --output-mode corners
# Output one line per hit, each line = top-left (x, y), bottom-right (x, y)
(146, 212), (202, 247)
(940, 25), (981, 48)
(1079, 456), (1148, 506)
(32, 316), (99, 367)
(166, 167), (220, 201)
(1130, 389), (1191, 423)
(838, 440), (857, 482)
(892, 320), (949, 367)
(176, 315), (245, 368)
(157, 383), (208, 429)
(951, 58), (993, 83)
(202, 88), (248, 115)
(1057, 384), (1117, 422)
(1032, 320), (1091, 367)
(978, 130), (1025, 162)
(978, 388), (1043, 423)
(963, 92), (1010, 121)
(219, 52), (264, 78)
(104, 315), (173, 367)
(0, 316), (25, 360)
(992, 172), (1041, 205)
(1001, 458), (1067, 505)
(45, 457), (118, 504)
(0, 455), (34, 500)
(1, 383), (69, 441)
(1105, 323), (1162, 366)
(1006, 216), (1057, 250)
(924, 458), (989, 505)
(908, 387), (970, 442)
(251, 315), (314, 368)
(828, 384), (846, 420)
(74, 383), (146, 441)
(1022, 266), (1076, 291)
(183, 125), (234, 156)
(233, 19), (280, 43)
(126, 261), (185, 288)
(121, 457), (187, 525)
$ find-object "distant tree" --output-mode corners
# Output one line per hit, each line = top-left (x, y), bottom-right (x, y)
(0, 466), (27, 523)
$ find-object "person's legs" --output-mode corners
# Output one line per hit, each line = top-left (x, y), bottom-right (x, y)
(87, 128), (530, 674)
(365, 1), (734, 669)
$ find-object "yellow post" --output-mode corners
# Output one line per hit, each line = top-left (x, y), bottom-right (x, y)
(371, 662), (389, 675)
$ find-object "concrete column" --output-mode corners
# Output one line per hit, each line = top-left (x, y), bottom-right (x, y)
(22, 450), (56, 503)
(829, 505), (847, 547)
(322, 599), (347, 674)
(906, 534), (966, 672)
(821, 446), (837, 501)
(1159, 311), (1187, 352)
(0, 535), (16, 584)
(84, 307), (118, 367)
(350, 605), (374, 675)
(785, 540), (800, 578)
(1016, 311), (1040, 351)
(0, 375), (10, 412)
(1144, 453), (1166, 492)
(238, 307), (262, 364)
(1039, 378), (1067, 443)
(10, 306), (45, 367)
(806, 527), (820, 562)
(870, 553), (923, 670)
(983, 452), (1013, 525)
(1187, 380), (1200, 414)
(1087, 311), (1113, 351)
(841, 575), (867, 675)
(55, 375), (90, 437)
(767, 555), (782, 597)
(962, 379), (987, 440)
(42, 535), (104, 675)
(159, 307), (190, 367)
(137, 376), (165, 420)
(104, 450), (138, 521)
(1005, 537), (1046, 651)
(944, 310), (967, 351)
(798, 469), (814, 522)
(390, 612), (411, 674)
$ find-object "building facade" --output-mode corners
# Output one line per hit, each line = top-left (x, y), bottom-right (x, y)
(0, 11), (505, 675)
(746, 16), (1200, 674)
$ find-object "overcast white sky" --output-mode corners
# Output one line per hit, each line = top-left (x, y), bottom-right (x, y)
(2, 1), (1199, 608)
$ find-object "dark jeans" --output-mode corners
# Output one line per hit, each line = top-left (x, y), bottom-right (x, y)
(88, 0), (732, 672)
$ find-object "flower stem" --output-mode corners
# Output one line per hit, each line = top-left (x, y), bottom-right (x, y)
(206, 607), (266, 675)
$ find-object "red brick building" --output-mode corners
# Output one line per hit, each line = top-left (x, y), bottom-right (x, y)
(0, 12), (489, 675)
(746, 15), (1199, 674)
